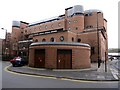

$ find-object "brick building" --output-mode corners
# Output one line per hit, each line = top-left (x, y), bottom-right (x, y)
(11, 5), (108, 69)
(0, 39), (2, 60)
(1, 33), (13, 60)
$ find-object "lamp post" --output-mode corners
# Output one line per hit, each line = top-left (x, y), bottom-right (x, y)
(1, 28), (7, 60)
(105, 52), (107, 72)
(96, 12), (101, 68)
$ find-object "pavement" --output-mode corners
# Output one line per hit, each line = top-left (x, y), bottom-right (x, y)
(7, 61), (119, 81)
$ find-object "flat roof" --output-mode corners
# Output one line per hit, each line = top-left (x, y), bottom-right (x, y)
(18, 40), (33, 43)
(84, 9), (102, 13)
(30, 42), (90, 47)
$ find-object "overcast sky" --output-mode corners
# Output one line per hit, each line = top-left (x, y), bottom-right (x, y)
(0, 0), (119, 48)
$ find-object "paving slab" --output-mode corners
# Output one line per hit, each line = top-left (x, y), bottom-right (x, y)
(7, 63), (119, 81)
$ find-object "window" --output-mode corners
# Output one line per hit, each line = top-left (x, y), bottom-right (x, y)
(91, 47), (95, 54)
(60, 36), (64, 42)
(68, 21), (71, 24)
(45, 25), (47, 29)
(85, 13), (92, 16)
(75, 27), (78, 30)
(34, 28), (36, 30)
(77, 38), (81, 42)
(39, 26), (41, 30)
(74, 20), (78, 23)
(25, 30), (27, 33)
(50, 37), (55, 42)
(58, 23), (61, 27)
(51, 24), (53, 28)
(21, 28), (24, 29)
(35, 39), (38, 42)
(73, 13), (84, 16)
(42, 38), (46, 42)
(72, 37), (74, 42)
(90, 26), (93, 28)
(68, 27), (71, 30)
(86, 25), (93, 29)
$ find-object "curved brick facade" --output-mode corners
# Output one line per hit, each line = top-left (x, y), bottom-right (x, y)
(29, 42), (91, 69)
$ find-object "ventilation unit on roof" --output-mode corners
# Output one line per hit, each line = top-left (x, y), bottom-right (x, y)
(73, 5), (84, 13)
(12, 21), (20, 27)
(67, 8), (73, 17)
(67, 5), (84, 17)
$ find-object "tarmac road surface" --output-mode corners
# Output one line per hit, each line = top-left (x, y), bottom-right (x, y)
(1, 61), (119, 89)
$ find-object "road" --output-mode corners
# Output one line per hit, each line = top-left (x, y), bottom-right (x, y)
(109, 59), (120, 82)
(1, 61), (119, 89)
(112, 59), (120, 70)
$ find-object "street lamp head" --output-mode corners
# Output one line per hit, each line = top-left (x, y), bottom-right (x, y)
(1, 28), (7, 30)
(1, 28), (7, 32)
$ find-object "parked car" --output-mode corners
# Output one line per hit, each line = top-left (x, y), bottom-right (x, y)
(10, 56), (28, 67)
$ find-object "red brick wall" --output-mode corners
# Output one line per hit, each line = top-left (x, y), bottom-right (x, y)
(72, 47), (91, 69)
(77, 31), (107, 62)
(33, 31), (68, 42)
(11, 7), (108, 64)
(84, 12), (104, 29)
(25, 19), (65, 35)
(29, 45), (91, 69)
(29, 48), (35, 67)
(66, 15), (84, 33)
(45, 48), (57, 69)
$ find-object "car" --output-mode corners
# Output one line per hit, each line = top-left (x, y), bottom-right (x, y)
(10, 56), (28, 67)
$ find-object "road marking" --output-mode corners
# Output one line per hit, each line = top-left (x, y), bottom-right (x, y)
(110, 68), (119, 80)
(4, 65), (57, 79)
(60, 78), (118, 83)
(60, 78), (95, 83)
(4, 64), (118, 83)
